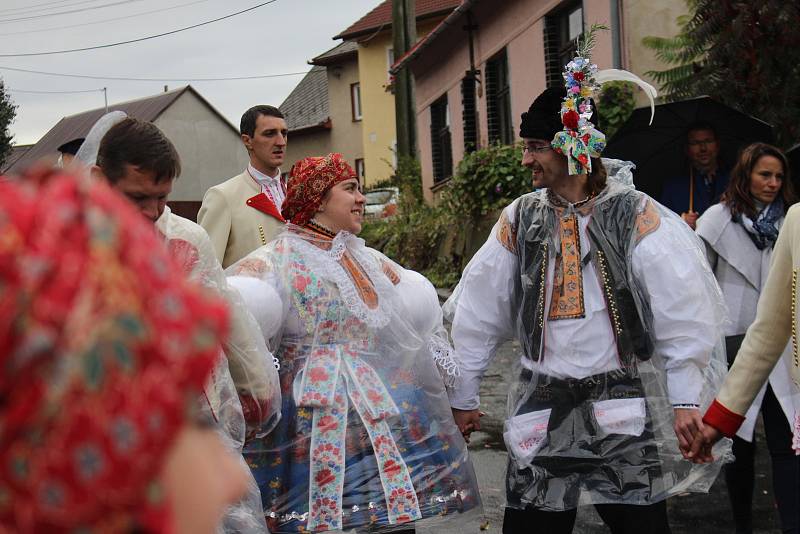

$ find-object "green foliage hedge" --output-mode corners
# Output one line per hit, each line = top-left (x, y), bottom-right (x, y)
(361, 143), (532, 288)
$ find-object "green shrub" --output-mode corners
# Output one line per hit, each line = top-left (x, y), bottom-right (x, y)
(361, 157), (450, 279)
(597, 81), (636, 140)
(362, 146), (530, 288)
(442, 143), (531, 220)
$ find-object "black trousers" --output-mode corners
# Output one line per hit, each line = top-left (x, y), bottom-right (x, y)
(502, 501), (671, 534)
(724, 385), (800, 534)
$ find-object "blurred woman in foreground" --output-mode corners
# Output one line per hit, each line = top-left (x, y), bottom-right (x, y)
(0, 168), (249, 533)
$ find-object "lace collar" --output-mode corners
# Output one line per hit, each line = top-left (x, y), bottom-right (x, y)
(285, 225), (394, 328)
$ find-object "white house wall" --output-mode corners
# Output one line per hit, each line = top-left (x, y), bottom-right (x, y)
(155, 91), (249, 202)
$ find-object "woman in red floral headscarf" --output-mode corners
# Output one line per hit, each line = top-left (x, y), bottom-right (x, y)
(226, 154), (480, 534)
(0, 169), (250, 533)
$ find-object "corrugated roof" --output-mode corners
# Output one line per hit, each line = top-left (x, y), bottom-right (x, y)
(279, 66), (330, 133)
(7, 87), (191, 174)
(311, 40), (359, 66)
(334, 0), (461, 40)
(2, 144), (33, 173)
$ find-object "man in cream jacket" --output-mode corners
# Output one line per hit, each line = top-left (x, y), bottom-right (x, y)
(198, 105), (288, 268)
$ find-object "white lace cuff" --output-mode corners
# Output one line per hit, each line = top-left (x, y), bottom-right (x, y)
(428, 335), (461, 389)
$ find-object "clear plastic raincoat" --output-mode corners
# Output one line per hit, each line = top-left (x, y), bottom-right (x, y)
(445, 160), (731, 511)
(227, 224), (480, 533)
(156, 206), (281, 533)
(75, 110), (282, 532)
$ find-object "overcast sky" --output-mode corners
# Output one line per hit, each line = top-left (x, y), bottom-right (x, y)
(0, 0), (380, 144)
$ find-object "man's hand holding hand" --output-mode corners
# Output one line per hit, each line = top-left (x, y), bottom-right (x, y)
(674, 407), (704, 459)
(687, 425), (723, 464)
(451, 408), (483, 444)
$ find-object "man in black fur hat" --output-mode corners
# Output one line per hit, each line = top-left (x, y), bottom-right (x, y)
(444, 80), (729, 533)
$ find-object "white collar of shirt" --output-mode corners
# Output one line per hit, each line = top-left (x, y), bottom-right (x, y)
(248, 163), (282, 186)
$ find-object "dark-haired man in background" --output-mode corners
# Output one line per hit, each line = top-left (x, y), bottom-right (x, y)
(198, 105), (288, 268)
(660, 122), (729, 229)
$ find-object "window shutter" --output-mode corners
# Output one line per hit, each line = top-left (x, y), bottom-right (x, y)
(487, 49), (513, 145)
(430, 96), (453, 183)
(486, 57), (500, 144)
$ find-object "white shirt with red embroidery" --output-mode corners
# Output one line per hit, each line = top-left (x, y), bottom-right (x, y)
(446, 192), (721, 410)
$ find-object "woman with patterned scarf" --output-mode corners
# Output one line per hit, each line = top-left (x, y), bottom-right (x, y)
(0, 168), (252, 533)
(695, 142), (800, 533)
(226, 154), (480, 533)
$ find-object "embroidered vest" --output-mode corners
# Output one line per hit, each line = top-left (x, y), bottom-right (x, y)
(515, 189), (656, 367)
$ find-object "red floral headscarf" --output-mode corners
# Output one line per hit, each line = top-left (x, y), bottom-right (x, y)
(0, 169), (228, 533)
(281, 153), (357, 226)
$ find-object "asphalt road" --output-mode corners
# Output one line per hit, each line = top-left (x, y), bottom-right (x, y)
(419, 340), (782, 534)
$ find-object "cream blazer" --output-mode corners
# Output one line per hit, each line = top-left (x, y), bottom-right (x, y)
(717, 204), (800, 417)
(697, 203), (796, 440)
(198, 171), (285, 269)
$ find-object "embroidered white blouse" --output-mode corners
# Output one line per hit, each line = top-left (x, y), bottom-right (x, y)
(447, 195), (721, 410)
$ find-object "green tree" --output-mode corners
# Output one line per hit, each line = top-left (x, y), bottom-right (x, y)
(0, 80), (16, 168)
(642, 0), (800, 148)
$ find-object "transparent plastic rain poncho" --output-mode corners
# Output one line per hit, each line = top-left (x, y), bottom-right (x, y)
(156, 206), (281, 533)
(77, 111), (282, 532)
(226, 224), (481, 533)
(445, 159), (732, 511)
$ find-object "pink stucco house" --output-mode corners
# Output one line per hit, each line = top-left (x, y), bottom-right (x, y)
(392, 0), (682, 202)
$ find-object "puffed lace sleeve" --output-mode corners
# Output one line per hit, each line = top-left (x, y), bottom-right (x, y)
(227, 248), (288, 345)
(444, 199), (521, 410)
(382, 255), (461, 386)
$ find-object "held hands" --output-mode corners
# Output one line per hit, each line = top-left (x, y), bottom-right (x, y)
(687, 425), (723, 464)
(673, 408), (705, 459)
(673, 407), (724, 464)
(451, 408), (484, 444)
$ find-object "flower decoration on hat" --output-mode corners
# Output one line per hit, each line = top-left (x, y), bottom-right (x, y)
(551, 24), (658, 176)
(551, 25), (607, 176)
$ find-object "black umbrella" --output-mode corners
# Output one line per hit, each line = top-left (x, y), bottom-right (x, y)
(603, 96), (774, 199)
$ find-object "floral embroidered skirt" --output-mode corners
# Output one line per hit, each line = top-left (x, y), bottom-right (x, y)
(244, 345), (479, 533)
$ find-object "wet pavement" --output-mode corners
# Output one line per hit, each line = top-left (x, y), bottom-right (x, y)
(421, 340), (782, 534)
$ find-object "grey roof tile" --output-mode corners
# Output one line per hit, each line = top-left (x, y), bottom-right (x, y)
(279, 66), (330, 132)
(311, 40), (359, 66)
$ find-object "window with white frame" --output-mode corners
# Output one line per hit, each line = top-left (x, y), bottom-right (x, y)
(351, 82), (362, 121)
(355, 158), (365, 185)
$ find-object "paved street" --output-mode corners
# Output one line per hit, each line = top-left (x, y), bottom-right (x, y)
(421, 340), (782, 534)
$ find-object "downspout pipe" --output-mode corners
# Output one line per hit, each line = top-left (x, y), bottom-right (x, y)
(610, 0), (622, 69)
